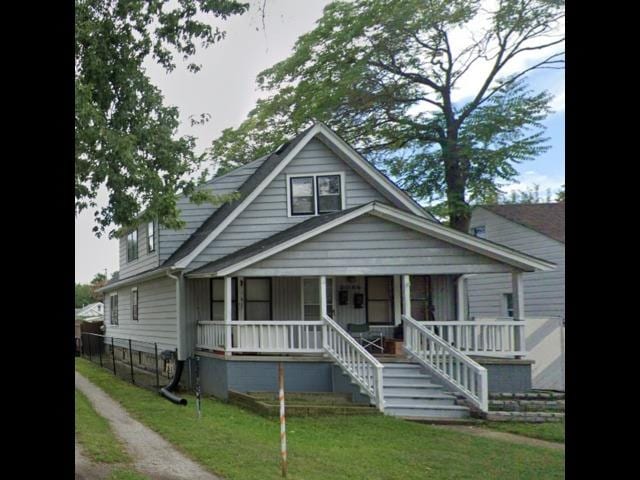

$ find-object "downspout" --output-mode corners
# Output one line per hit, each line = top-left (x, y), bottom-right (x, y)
(160, 269), (187, 406)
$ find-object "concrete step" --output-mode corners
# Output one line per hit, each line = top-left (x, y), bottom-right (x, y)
(385, 404), (470, 419)
(383, 384), (444, 395)
(385, 396), (456, 407)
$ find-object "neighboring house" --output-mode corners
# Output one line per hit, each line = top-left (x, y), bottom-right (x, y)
(75, 302), (104, 319)
(98, 122), (555, 419)
(466, 203), (565, 391)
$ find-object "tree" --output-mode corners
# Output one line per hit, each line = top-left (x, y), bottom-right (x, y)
(76, 0), (249, 238)
(210, 0), (564, 231)
(75, 283), (93, 308)
(556, 184), (565, 201)
(90, 273), (108, 303)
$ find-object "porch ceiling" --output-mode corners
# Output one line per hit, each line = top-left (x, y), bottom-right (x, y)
(185, 202), (555, 278)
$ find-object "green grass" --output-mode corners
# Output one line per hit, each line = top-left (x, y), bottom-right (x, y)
(76, 358), (564, 480)
(107, 468), (150, 480)
(75, 389), (131, 464)
(481, 421), (565, 443)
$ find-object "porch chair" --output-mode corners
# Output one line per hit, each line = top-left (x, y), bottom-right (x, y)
(347, 323), (384, 354)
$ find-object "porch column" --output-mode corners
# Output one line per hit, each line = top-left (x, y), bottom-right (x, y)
(401, 275), (411, 318)
(224, 276), (233, 356)
(393, 276), (402, 325)
(320, 276), (327, 318)
(237, 276), (245, 321)
(456, 275), (468, 321)
(512, 271), (525, 357)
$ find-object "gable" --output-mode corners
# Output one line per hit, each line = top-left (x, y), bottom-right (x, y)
(233, 213), (512, 277)
(157, 156), (267, 263)
(185, 138), (391, 271)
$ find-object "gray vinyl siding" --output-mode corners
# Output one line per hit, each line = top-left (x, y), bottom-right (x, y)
(184, 278), (210, 357)
(103, 276), (177, 351)
(187, 139), (389, 270)
(118, 221), (159, 280)
(466, 208), (565, 319)
(235, 214), (513, 277)
(157, 159), (266, 264)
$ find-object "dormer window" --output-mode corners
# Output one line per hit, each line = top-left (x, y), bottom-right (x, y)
(288, 173), (344, 216)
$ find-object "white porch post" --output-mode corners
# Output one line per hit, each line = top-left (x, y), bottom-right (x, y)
(456, 275), (468, 321)
(401, 275), (411, 318)
(237, 276), (245, 321)
(512, 271), (525, 357)
(320, 276), (327, 318)
(224, 276), (233, 356)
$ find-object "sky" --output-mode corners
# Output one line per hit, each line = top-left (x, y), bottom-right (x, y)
(75, 0), (565, 284)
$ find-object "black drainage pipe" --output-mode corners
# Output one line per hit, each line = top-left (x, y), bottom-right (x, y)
(159, 359), (187, 406)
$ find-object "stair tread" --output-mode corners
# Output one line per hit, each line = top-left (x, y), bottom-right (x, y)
(384, 383), (443, 388)
(384, 392), (454, 399)
(386, 404), (469, 411)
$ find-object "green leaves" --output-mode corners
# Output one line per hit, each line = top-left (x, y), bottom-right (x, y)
(209, 0), (564, 231)
(75, 0), (248, 238)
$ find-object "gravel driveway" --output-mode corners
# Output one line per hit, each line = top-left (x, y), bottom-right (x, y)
(75, 371), (221, 480)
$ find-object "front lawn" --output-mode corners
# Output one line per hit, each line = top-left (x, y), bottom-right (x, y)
(481, 421), (565, 443)
(76, 358), (564, 480)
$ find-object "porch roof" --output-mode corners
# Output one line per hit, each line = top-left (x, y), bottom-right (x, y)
(186, 202), (556, 278)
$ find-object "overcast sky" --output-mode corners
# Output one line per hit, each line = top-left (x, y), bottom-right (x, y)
(75, 0), (564, 284)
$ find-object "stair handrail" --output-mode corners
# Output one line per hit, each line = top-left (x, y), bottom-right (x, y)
(322, 314), (385, 412)
(402, 314), (488, 412)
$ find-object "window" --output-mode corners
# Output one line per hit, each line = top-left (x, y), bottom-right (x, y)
(503, 293), (514, 318)
(366, 276), (394, 325)
(471, 225), (486, 238)
(110, 294), (118, 325)
(316, 175), (342, 213)
(302, 278), (334, 320)
(131, 288), (138, 321)
(245, 278), (272, 320)
(147, 221), (155, 253)
(127, 230), (138, 262)
(410, 276), (434, 321)
(288, 173), (344, 216)
(210, 278), (237, 320)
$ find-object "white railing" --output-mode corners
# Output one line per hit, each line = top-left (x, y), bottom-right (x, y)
(322, 314), (385, 412)
(197, 321), (324, 353)
(196, 321), (226, 350)
(419, 319), (526, 356)
(403, 315), (488, 412)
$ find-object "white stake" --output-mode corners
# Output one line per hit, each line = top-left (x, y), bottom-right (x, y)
(279, 362), (287, 477)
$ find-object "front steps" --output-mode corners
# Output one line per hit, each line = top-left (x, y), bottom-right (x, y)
(382, 362), (470, 420)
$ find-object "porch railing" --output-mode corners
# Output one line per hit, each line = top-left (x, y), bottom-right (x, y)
(196, 318), (385, 412)
(403, 315), (488, 412)
(322, 314), (385, 412)
(419, 319), (526, 356)
(197, 320), (324, 353)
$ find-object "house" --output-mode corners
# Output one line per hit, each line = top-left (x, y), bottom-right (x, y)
(98, 122), (555, 419)
(75, 302), (104, 319)
(466, 203), (565, 391)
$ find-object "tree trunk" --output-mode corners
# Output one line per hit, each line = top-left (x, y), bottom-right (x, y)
(443, 147), (470, 233)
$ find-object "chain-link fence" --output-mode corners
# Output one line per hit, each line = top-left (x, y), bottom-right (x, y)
(78, 332), (177, 392)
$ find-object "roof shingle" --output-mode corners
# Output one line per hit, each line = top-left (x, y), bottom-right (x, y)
(481, 203), (565, 243)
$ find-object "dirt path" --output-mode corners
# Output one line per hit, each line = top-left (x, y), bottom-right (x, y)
(436, 425), (565, 451)
(75, 439), (114, 480)
(75, 371), (221, 480)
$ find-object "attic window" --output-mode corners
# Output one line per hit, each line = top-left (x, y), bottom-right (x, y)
(288, 173), (345, 216)
(471, 225), (486, 238)
(127, 230), (138, 262)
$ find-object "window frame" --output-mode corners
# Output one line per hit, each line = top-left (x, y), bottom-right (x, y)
(147, 221), (155, 253)
(244, 277), (272, 320)
(365, 276), (395, 326)
(110, 294), (119, 326)
(131, 287), (139, 321)
(503, 293), (514, 318)
(300, 277), (335, 320)
(286, 172), (345, 217)
(127, 229), (138, 262)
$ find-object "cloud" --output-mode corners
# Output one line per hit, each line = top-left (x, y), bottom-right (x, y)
(499, 171), (564, 197)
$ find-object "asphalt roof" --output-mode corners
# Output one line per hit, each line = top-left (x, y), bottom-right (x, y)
(481, 203), (565, 243)
(162, 125), (315, 267)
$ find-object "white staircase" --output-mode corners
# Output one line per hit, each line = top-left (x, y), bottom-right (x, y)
(382, 362), (470, 419)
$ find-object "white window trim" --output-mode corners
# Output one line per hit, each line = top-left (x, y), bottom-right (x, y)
(286, 172), (346, 218)
(501, 292), (514, 318)
(110, 293), (119, 327)
(127, 229), (139, 263)
(300, 277), (336, 320)
(131, 287), (139, 322)
(147, 220), (155, 253)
